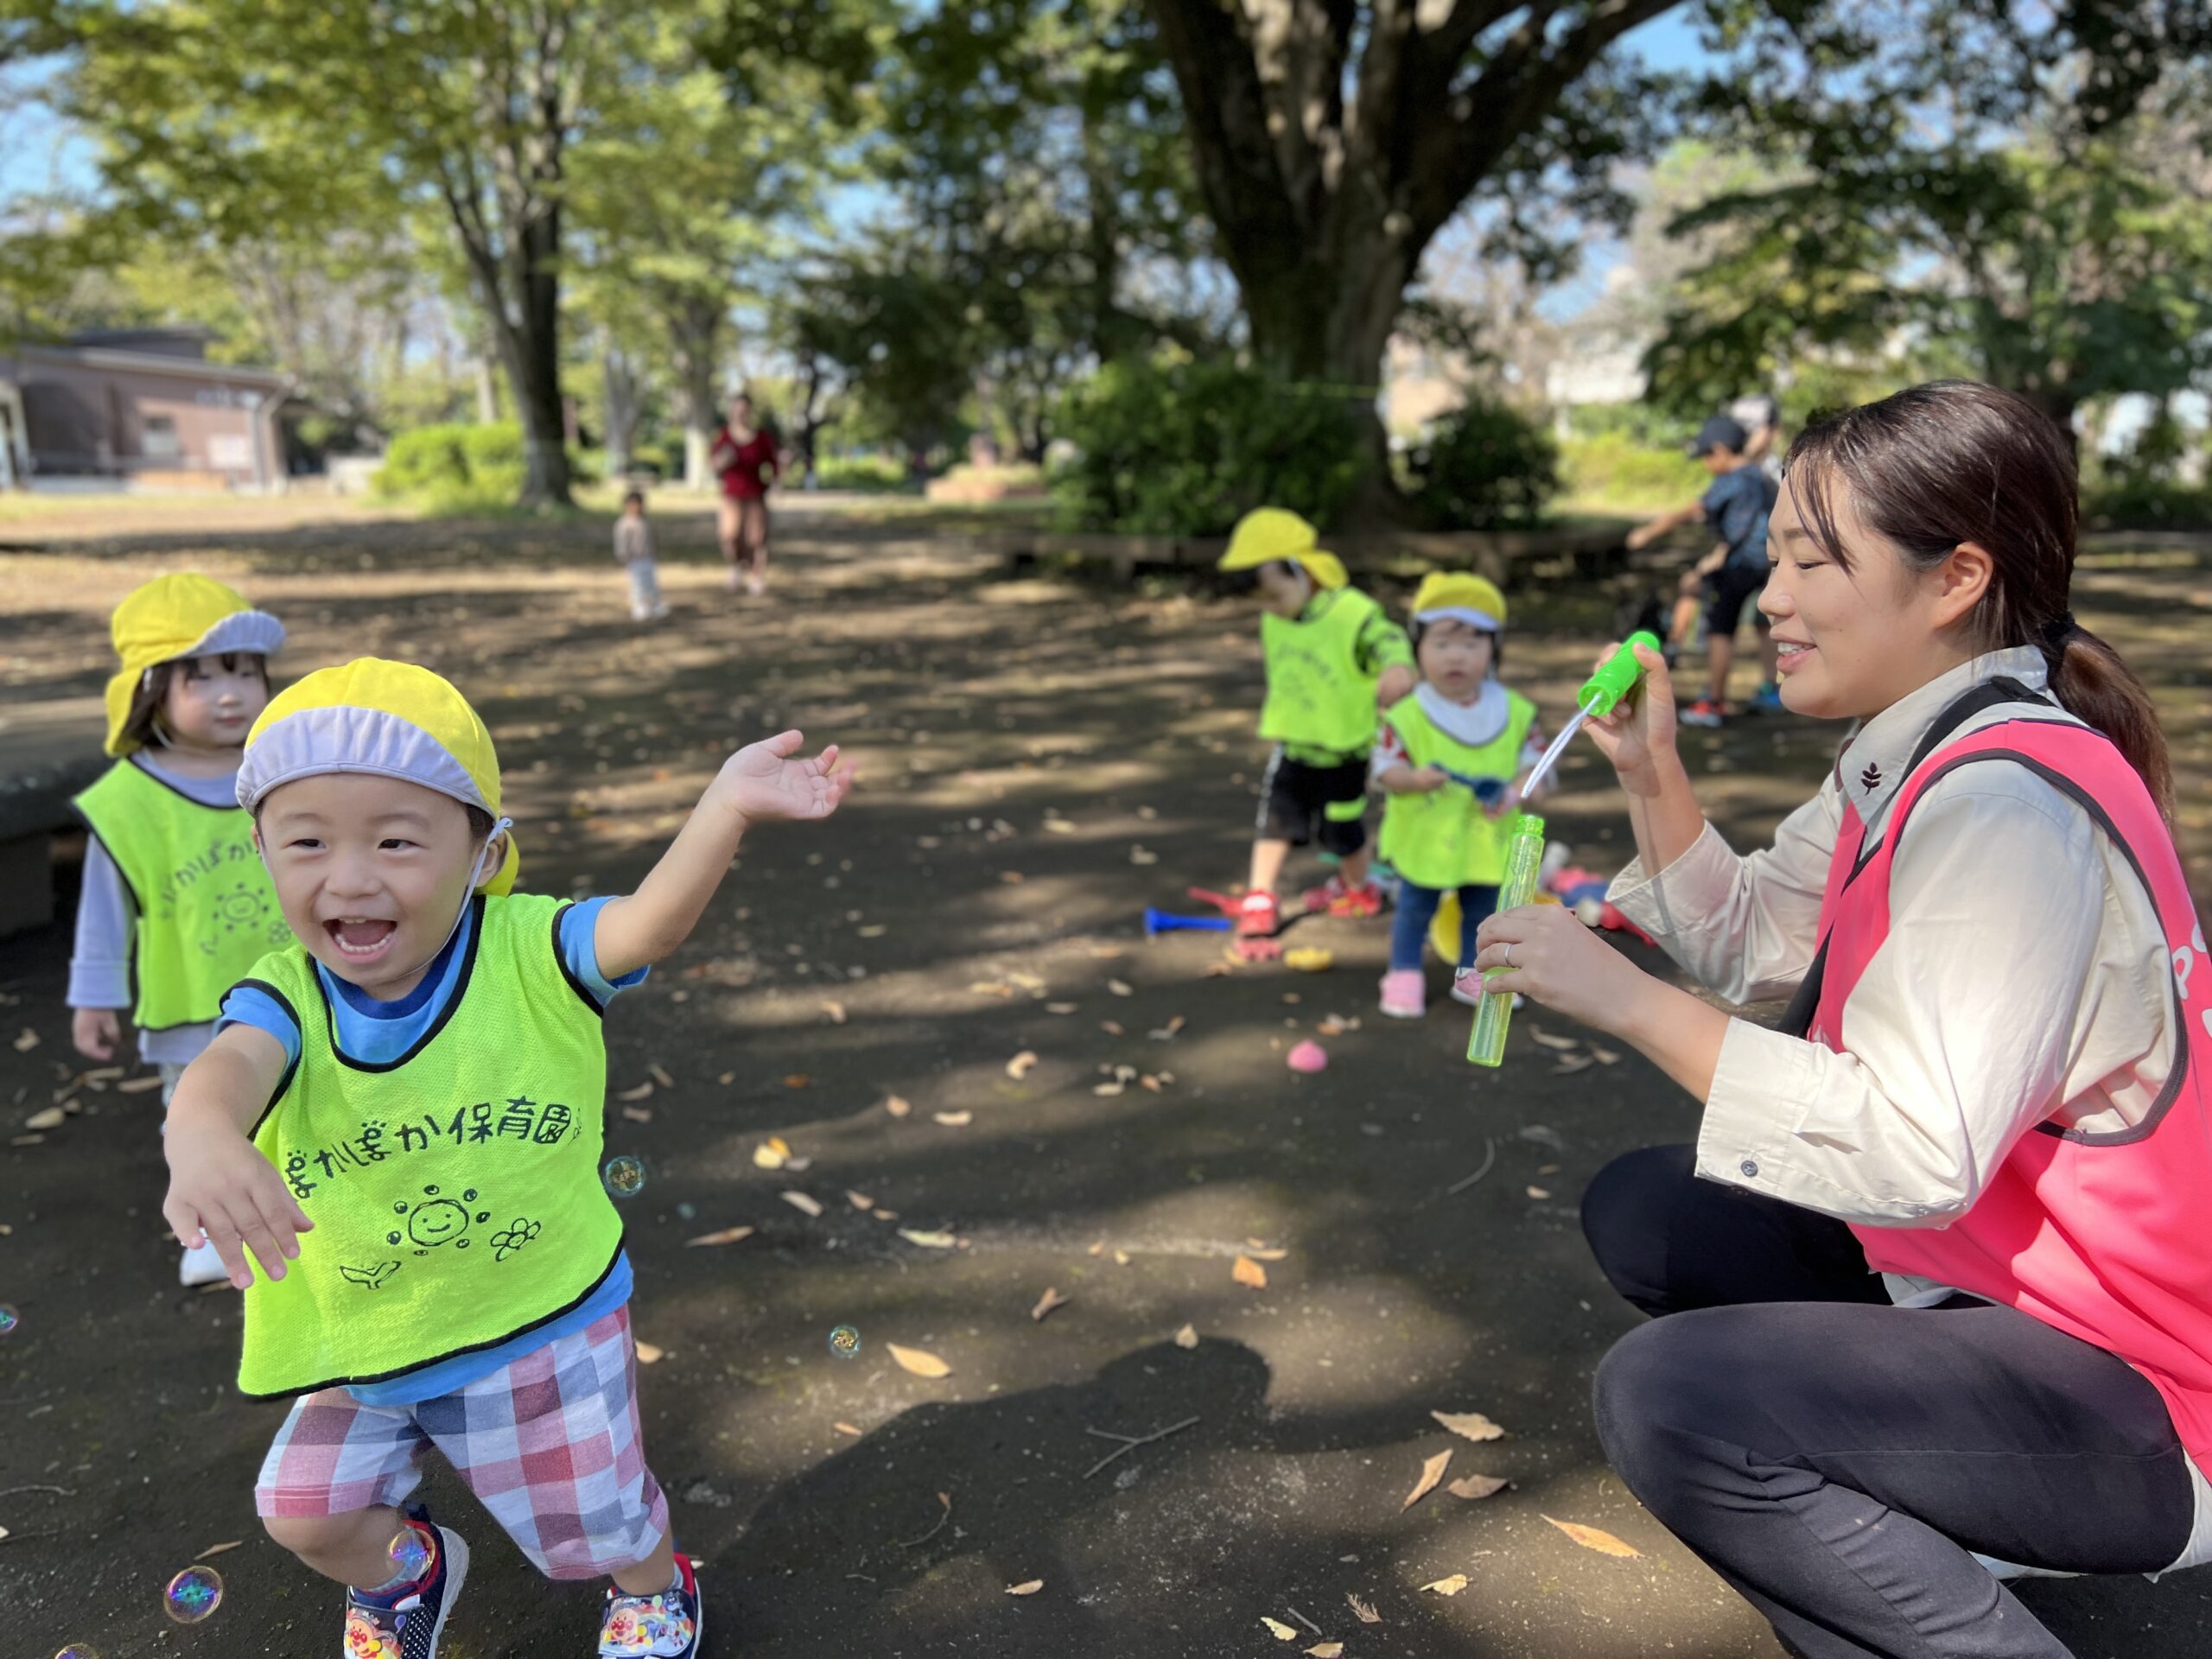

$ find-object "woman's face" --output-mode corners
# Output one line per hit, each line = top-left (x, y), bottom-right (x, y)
(1764, 474), (1987, 721)
(728, 396), (753, 429)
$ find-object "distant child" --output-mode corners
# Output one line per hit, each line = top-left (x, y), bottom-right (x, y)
(1372, 574), (1550, 1019)
(614, 489), (668, 622)
(162, 658), (849, 1659)
(70, 574), (288, 1286)
(1217, 508), (1415, 950)
(1624, 414), (1782, 725)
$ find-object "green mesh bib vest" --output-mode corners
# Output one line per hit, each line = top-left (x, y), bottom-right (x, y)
(235, 893), (623, 1398)
(1259, 588), (1384, 757)
(1379, 690), (1537, 888)
(73, 758), (289, 1031)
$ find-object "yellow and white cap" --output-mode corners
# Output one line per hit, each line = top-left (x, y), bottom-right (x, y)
(1409, 571), (1506, 633)
(104, 573), (285, 756)
(238, 658), (518, 894)
(1217, 507), (1349, 590)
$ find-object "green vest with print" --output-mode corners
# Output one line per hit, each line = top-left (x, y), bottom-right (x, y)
(235, 893), (623, 1399)
(1379, 690), (1537, 888)
(1259, 588), (1385, 758)
(73, 759), (289, 1032)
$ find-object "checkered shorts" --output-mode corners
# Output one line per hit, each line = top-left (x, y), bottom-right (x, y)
(256, 1305), (669, 1580)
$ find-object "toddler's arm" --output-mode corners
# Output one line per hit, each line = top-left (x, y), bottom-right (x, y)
(1624, 499), (1707, 551)
(163, 1023), (313, 1290)
(1376, 762), (1446, 794)
(594, 729), (851, 982)
(69, 836), (133, 1059)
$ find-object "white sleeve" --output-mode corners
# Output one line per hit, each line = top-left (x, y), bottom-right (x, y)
(1605, 785), (1840, 1004)
(1692, 771), (2105, 1224)
(68, 835), (137, 1009)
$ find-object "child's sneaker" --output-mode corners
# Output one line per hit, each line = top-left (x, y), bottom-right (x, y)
(344, 1505), (468, 1659)
(600, 1554), (703, 1657)
(1749, 680), (1785, 713)
(1451, 969), (1524, 1011)
(1679, 697), (1727, 728)
(1301, 874), (1385, 918)
(1235, 891), (1280, 938)
(179, 1239), (228, 1287)
(1378, 969), (1426, 1019)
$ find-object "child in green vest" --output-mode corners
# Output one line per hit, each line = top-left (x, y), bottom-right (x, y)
(161, 657), (850, 1659)
(1374, 573), (1550, 1019)
(69, 573), (288, 1285)
(1216, 508), (1415, 952)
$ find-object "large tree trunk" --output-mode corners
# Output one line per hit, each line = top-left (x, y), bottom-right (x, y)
(669, 296), (721, 491)
(505, 204), (572, 507)
(601, 340), (642, 479)
(1141, 0), (1683, 512)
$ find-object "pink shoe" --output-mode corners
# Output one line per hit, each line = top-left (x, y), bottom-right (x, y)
(1379, 968), (1427, 1019)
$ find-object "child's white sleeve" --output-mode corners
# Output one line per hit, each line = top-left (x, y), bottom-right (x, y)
(67, 836), (135, 1009)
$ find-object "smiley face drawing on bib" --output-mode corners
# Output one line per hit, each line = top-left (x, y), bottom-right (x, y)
(387, 1184), (492, 1255)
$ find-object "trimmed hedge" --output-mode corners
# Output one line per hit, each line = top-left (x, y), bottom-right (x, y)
(1399, 399), (1560, 530)
(373, 422), (530, 503)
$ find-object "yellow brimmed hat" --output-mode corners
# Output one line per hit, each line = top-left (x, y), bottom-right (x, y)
(103, 574), (286, 756)
(237, 658), (518, 894)
(1409, 571), (1506, 632)
(1217, 508), (1349, 590)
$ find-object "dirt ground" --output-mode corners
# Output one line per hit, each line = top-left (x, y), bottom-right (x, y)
(3, 499), (2209, 1659)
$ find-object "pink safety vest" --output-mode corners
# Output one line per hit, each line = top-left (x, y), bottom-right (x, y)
(1783, 678), (2212, 1473)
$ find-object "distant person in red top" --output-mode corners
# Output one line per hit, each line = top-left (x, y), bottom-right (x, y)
(710, 392), (779, 595)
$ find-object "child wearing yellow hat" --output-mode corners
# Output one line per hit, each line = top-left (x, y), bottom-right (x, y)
(161, 657), (850, 1659)
(1217, 508), (1414, 950)
(69, 574), (287, 1285)
(1373, 573), (1552, 1019)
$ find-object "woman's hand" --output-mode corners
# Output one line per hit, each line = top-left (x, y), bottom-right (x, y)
(1580, 641), (1680, 796)
(1470, 902), (1662, 1035)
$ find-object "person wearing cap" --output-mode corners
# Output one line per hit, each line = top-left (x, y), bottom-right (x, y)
(1370, 573), (1553, 1019)
(1216, 507), (1415, 950)
(69, 574), (288, 1287)
(1624, 414), (1783, 725)
(160, 658), (850, 1659)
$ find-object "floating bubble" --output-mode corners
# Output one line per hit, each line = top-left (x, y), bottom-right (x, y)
(602, 1155), (646, 1198)
(386, 1524), (435, 1584)
(827, 1324), (862, 1360)
(162, 1564), (224, 1624)
(676, 1201), (697, 1221)
(55, 1645), (102, 1659)
(0, 1303), (18, 1337)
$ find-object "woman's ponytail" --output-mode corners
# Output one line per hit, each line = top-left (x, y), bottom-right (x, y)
(2045, 621), (2177, 826)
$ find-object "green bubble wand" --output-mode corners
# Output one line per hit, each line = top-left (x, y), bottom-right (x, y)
(1467, 631), (1661, 1066)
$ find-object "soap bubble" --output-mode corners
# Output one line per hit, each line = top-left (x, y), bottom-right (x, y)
(827, 1324), (862, 1360)
(386, 1525), (435, 1583)
(676, 1201), (696, 1220)
(55, 1645), (103, 1659)
(601, 1155), (646, 1198)
(162, 1564), (224, 1624)
(0, 1303), (19, 1337)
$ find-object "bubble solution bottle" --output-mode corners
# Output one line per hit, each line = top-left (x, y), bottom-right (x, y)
(1465, 811), (1545, 1067)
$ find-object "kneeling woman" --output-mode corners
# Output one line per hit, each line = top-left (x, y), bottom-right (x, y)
(1472, 380), (2209, 1659)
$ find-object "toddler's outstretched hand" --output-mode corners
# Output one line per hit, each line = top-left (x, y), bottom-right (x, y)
(164, 1131), (314, 1292)
(73, 1007), (122, 1062)
(715, 729), (852, 826)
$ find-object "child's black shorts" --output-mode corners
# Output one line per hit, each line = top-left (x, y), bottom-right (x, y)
(1257, 750), (1370, 854)
(1702, 561), (1774, 639)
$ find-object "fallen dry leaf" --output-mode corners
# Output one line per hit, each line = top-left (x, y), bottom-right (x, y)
(899, 1229), (958, 1249)
(634, 1340), (666, 1364)
(117, 1073), (166, 1093)
(834, 1421), (862, 1436)
(1403, 1447), (1452, 1510)
(780, 1191), (824, 1217)
(1147, 1015), (1187, 1041)
(932, 1110), (974, 1127)
(969, 980), (1014, 997)
(1421, 1573), (1470, 1597)
(1046, 1001), (1077, 1014)
(1261, 1617), (1299, 1641)
(1448, 1473), (1509, 1501)
(783, 1073), (811, 1089)
(1112, 1249), (1131, 1266)
(1232, 1255), (1268, 1289)
(616, 1081), (654, 1102)
(1203, 960), (1234, 977)
(1307, 1646), (1344, 1658)
(620, 1105), (652, 1124)
(846, 1190), (875, 1210)
(1526, 1185), (1553, 1200)
(649, 1063), (676, 1089)
(1129, 846), (1159, 865)
(685, 1226), (756, 1249)
(1007, 1579), (1045, 1596)
(1006, 1050), (1039, 1080)
(1347, 1592), (1380, 1624)
(857, 924), (888, 938)
(1107, 979), (1134, 996)
(1173, 1324), (1199, 1349)
(1591, 1044), (1621, 1065)
(1244, 1245), (1289, 1262)
(1432, 1410), (1506, 1443)
(1529, 1028), (1580, 1050)
(24, 1107), (65, 1131)
(887, 1343), (952, 1378)
(1543, 1516), (1643, 1558)
(716, 1071), (735, 1085)
(12, 1028), (38, 1052)
(1099, 1020), (1126, 1037)
(1031, 1287), (1071, 1322)
(885, 1094), (912, 1117)
(753, 1135), (793, 1169)
(821, 1000), (849, 1024)
(1553, 1055), (1595, 1075)
(195, 1539), (245, 1559)
(1000, 870), (1025, 884)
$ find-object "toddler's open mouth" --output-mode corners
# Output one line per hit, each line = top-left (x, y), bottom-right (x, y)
(326, 918), (398, 958)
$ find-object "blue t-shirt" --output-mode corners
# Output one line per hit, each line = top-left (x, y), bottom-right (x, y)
(219, 895), (645, 1405)
(1702, 465), (1780, 570)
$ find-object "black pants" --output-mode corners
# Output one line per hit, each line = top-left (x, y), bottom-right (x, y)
(1583, 1145), (2196, 1659)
